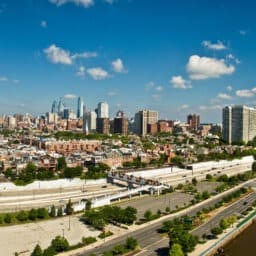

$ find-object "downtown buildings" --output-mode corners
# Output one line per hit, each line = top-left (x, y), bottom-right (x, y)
(222, 105), (256, 144)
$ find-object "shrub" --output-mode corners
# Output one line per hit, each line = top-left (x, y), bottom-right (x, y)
(29, 209), (37, 220)
(16, 210), (28, 222)
(4, 213), (12, 224)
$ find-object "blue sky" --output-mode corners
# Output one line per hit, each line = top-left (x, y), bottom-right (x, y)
(1, 0), (256, 122)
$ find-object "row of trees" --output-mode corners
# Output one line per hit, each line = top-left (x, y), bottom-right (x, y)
(82, 205), (137, 230)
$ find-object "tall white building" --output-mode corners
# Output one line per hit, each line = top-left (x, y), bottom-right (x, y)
(83, 111), (97, 132)
(134, 109), (158, 136)
(97, 102), (109, 118)
(222, 105), (256, 144)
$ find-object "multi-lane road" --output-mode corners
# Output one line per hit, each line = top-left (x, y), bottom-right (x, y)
(81, 181), (256, 256)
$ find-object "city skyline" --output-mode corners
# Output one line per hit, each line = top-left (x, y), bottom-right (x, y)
(1, 1), (256, 122)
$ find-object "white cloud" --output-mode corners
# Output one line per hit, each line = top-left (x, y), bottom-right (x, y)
(236, 90), (254, 98)
(76, 66), (85, 78)
(170, 75), (192, 89)
(71, 52), (97, 59)
(0, 76), (8, 81)
(217, 93), (232, 100)
(202, 40), (227, 50)
(187, 55), (235, 80)
(44, 44), (97, 65)
(239, 30), (247, 35)
(180, 104), (189, 109)
(155, 86), (163, 91)
(199, 105), (207, 110)
(111, 58), (127, 73)
(44, 44), (72, 65)
(13, 80), (20, 84)
(146, 81), (154, 90)
(41, 20), (47, 28)
(105, 0), (114, 3)
(87, 67), (109, 80)
(226, 54), (240, 64)
(64, 94), (77, 99)
(49, 0), (94, 8)
(227, 85), (232, 91)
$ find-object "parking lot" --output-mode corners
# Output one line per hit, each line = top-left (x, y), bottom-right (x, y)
(118, 192), (194, 220)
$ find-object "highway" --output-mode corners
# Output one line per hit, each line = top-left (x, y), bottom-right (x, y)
(0, 184), (125, 212)
(79, 182), (256, 256)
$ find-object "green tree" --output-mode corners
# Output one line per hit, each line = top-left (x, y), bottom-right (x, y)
(65, 199), (73, 215)
(211, 226), (223, 236)
(252, 162), (256, 172)
(169, 243), (184, 256)
(31, 244), (43, 256)
(49, 205), (56, 218)
(4, 213), (12, 223)
(192, 178), (197, 186)
(144, 209), (153, 221)
(125, 237), (138, 250)
(56, 157), (67, 171)
(57, 207), (63, 217)
(42, 246), (56, 256)
(16, 210), (28, 222)
(85, 200), (92, 211)
(51, 236), (69, 252)
(220, 218), (229, 230)
(29, 209), (37, 220)
(202, 191), (210, 200)
(37, 208), (48, 219)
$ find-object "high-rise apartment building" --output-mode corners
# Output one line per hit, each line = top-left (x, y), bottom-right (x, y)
(97, 102), (109, 118)
(187, 114), (200, 130)
(83, 111), (97, 133)
(97, 117), (110, 134)
(134, 110), (158, 136)
(114, 111), (129, 135)
(222, 105), (256, 144)
(77, 97), (84, 119)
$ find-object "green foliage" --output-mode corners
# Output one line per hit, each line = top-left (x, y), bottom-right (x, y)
(57, 207), (63, 217)
(211, 226), (223, 235)
(84, 163), (109, 179)
(42, 246), (56, 256)
(56, 157), (67, 171)
(31, 244), (43, 256)
(123, 157), (147, 169)
(4, 213), (13, 223)
(98, 231), (113, 239)
(82, 205), (137, 230)
(16, 210), (28, 222)
(201, 191), (210, 200)
(63, 166), (83, 178)
(65, 199), (74, 215)
(37, 208), (48, 219)
(50, 236), (69, 252)
(85, 200), (92, 211)
(169, 243), (184, 256)
(81, 236), (97, 246)
(49, 205), (56, 218)
(125, 237), (138, 250)
(28, 209), (38, 220)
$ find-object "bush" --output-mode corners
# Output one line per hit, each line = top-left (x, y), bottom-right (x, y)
(125, 237), (138, 250)
(16, 210), (28, 222)
(51, 236), (69, 252)
(211, 226), (223, 235)
(29, 209), (38, 220)
(31, 244), (43, 256)
(4, 213), (12, 223)
(37, 208), (48, 219)
(42, 246), (56, 256)
(98, 231), (113, 239)
(82, 236), (97, 245)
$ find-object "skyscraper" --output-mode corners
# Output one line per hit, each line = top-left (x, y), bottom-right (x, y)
(51, 100), (58, 114)
(187, 114), (200, 130)
(222, 105), (256, 144)
(58, 98), (64, 116)
(83, 111), (97, 132)
(134, 110), (158, 136)
(114, 111), (129, 135)
(97, 102), (109, 118)
(77, 97), (84, 119)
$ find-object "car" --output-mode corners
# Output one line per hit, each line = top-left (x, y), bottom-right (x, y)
(101, 185), (107, 188)
(243, 201), (248, 205)
(206, 234), (217, 240)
